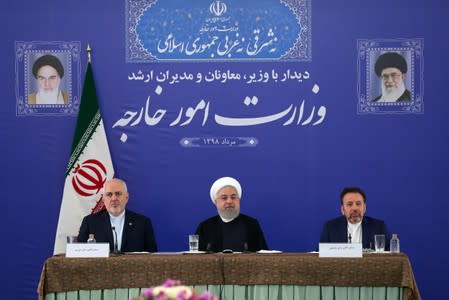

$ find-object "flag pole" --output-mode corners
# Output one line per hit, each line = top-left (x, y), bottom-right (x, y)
(87, 44), (92, 63)
(53, 43), (115, 254)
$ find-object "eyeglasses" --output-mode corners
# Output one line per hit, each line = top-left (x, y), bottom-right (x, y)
(381, 72), (402, 81)
(104, 191), (124, 198)
(217, 195), (239, 201)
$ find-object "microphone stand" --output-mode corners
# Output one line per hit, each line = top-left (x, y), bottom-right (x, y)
(243, 242), (251, 253)
(112, 226), (122, 254)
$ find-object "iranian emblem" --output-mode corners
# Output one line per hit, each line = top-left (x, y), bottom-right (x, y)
(210, 0), (227, 17)
(71, 159), (107, 197)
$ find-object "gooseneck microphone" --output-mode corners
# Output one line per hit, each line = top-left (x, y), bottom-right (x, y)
(348, 233), (352, 244)
(206, 243), (213, 253)
(112, 226), (119, 253)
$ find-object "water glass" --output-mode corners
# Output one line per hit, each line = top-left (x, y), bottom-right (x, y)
(66, 235), (77, 244)
(189, 234), (199, 252)
(374, 234), (385, 252)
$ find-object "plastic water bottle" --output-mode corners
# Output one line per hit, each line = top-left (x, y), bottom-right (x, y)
(87, 233), (96, 243)
(390, 233), (400, 253)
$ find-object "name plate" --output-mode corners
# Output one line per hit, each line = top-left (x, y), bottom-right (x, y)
(319, 243), (362, 258)
(66, 243), (110, 258)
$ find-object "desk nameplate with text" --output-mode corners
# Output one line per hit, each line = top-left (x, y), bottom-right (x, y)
(66, 243), (110, 258)
(319, 243), (362, 258)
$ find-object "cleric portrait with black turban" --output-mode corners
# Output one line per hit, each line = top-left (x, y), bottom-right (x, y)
(372, 52), (411, 102)
(28, 54), (68, 105)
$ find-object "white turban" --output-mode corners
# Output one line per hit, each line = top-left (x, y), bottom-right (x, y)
(210, 177), (242, 204)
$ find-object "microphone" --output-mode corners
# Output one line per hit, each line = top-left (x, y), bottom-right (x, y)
(206, 243), (213, 253)
(348, 233), (352, 244)
(112, 226), (119, 253)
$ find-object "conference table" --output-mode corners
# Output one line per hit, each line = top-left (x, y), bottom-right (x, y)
(38, 252), (420, 300)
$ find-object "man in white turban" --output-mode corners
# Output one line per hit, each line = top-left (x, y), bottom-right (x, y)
(195, 176), (268, 252)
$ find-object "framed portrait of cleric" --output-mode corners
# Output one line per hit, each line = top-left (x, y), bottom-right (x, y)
(15, 41), (81, 116)
(357, 38), (424, 114)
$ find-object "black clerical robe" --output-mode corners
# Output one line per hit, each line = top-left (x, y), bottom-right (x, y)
(195, 214), (268, 252)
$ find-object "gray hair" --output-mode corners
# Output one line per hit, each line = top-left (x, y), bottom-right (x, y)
(103, 178), (128, 193)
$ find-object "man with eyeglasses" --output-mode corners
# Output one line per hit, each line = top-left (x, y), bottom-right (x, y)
(195, 176), (268, 252)
(372, 52), (411, 102)
(77, 178), (157, 253)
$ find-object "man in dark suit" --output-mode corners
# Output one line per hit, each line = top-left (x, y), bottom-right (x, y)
(196, 176), (268, 252)
(77, 178), (157, 253)
(320, 187), (389, 250)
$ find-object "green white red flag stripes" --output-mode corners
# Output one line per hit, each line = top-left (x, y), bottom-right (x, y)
(53, 62), (114, 254)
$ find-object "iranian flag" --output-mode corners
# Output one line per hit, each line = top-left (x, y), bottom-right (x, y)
(53, 62), (114, 254)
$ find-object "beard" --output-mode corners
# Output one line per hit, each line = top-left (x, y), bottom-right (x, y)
(348, 212), (362, 223)
(37, 87), (60, 104)
(379, 79), (406, 102)
(218, 206), (240, 220)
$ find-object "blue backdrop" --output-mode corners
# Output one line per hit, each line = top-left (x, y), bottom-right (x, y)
(1, 0), (448, 299)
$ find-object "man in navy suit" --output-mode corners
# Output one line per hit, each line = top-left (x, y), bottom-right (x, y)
(77, 178), (157, 253)
(320, 187), (389, 250)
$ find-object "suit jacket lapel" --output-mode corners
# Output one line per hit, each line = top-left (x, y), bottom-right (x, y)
(338, 217), (348, 242)
(121, 210), (132, 250)
(362, 217), (371, 248)
(101, 211), (114, 248)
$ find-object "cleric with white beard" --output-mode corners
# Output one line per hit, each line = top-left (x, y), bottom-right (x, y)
(28, 54), (68, 105)
(372, 52), (411, 102)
